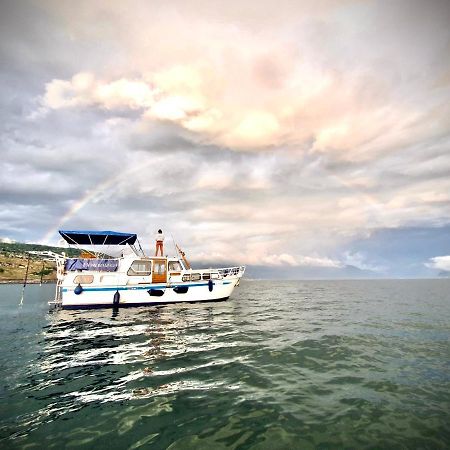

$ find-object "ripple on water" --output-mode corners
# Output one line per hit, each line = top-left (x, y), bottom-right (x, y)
(0, 280), (449, 448)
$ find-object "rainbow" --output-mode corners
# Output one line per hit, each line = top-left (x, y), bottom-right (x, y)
(40, 161), (153, 245)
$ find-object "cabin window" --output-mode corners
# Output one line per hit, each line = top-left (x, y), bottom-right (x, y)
(74, 275), (94, 284)
(182, 274), (190, 282)
(191, 273), (201, 281)
(100, 275), (117, 284)
(127, 260), (152, 276)
(168, 261), (182, 272)
(211, 272), (220, 279)
(153, 261), (166, 275)
(202, 273), (211, 280)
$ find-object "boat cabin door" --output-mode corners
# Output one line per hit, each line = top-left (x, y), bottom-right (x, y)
(152, 259), (167, 284)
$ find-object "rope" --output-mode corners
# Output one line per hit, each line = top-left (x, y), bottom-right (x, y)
(19, 254), (31, 306)
(39, 261), (44, 286)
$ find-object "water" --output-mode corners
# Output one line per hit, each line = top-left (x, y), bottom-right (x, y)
(1, 280), (449, 449)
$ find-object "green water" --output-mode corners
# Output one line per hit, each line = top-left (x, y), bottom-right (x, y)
(1, 280), (449, 449)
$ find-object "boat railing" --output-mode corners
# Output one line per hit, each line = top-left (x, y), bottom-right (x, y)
(27, 251), (66, 306)
(27, 250), (65, 260)
(217, 266), (246, 277)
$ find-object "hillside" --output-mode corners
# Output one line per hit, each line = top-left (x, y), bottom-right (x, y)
(0, 242), (81, 283)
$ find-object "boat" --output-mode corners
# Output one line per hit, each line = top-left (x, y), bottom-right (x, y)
(31, 230), (245, 309)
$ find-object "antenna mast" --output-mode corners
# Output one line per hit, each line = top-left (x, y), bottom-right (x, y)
(175, 244), (191, 269)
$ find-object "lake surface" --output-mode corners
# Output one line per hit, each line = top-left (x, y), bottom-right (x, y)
(0, 280), (449, 449)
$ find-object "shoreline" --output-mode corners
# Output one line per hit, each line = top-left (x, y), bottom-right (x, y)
(0, 279), (56, 285)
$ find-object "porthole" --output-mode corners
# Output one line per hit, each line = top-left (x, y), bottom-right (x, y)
(73, 275), (94, 284)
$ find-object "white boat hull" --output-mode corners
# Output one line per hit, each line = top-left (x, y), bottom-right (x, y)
(32, 236), (246, 310)
(61, 278), (239, 309)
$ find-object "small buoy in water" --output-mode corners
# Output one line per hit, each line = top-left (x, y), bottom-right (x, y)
(113, 290), (120, 305)
(208, 279), (213, 292)
(74, 284), (83, 295)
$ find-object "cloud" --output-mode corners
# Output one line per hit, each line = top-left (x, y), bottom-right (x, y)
(195, 250), (342, 268)
(342, 251), (384, 272)
(40, 66), (413, 153)
(0, 237), (16, 244)
(35, 1), (450, 155)
(425, 255), (450, 272)
(1, 1), (450, 277)
(296, 255), (343, 268)
(43, 72), (156, 110)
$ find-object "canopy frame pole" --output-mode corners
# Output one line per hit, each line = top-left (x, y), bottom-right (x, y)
(61, 232), (79, 246)
(136, 238), (145, 257)
(87, 234), (98, 258)
(61, 232), (96, 258)
(99, 234), (109, 258)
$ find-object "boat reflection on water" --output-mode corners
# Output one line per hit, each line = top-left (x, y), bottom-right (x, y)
(35, 301), (242, 409)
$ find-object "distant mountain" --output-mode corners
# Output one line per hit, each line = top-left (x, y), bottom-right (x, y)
(0, 242), (82, 282)
(0, 241), (81, 257)
(192, 260), (380, 280)
(0, 243), (382, 282)
(243, 264), (381, 280)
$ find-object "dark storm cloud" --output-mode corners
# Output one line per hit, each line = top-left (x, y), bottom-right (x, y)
(0, 1), (128, 242)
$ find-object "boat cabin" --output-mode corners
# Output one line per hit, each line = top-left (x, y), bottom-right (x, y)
(58, 229), (237, 291)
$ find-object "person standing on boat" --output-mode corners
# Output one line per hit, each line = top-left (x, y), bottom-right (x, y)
(155, 229), (165, 256)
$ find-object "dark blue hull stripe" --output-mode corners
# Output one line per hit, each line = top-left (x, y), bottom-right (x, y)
(63, 281), (232, 293)
(61, 297), (230, 310)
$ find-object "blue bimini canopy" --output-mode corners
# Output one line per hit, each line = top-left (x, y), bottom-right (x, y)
(59, 230), (137, 246)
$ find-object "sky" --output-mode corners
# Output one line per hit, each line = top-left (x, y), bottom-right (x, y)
(1, 0), (450, 278)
